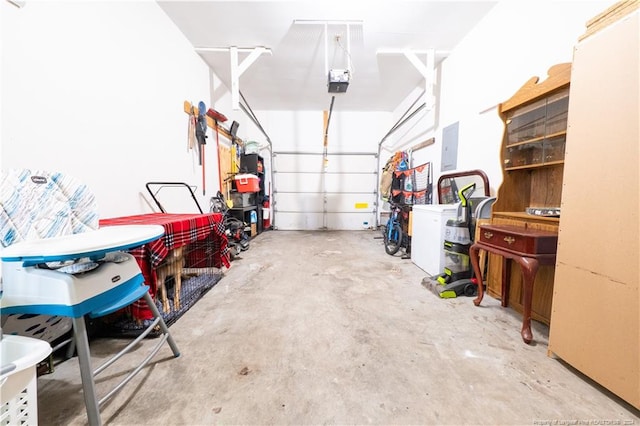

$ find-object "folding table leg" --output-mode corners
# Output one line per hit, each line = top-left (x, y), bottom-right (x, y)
(71, 316), (102, 426)
(143, 292), (180, 357)
(69, 292), (179, 426)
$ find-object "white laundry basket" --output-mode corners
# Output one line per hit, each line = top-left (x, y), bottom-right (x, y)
(1, 335), (52, 425)
(1, 376), (38, 425)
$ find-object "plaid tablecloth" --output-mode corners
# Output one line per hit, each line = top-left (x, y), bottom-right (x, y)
(99, 213), (230, 320)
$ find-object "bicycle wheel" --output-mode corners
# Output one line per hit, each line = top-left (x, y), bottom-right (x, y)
(384, 221), (403, 255)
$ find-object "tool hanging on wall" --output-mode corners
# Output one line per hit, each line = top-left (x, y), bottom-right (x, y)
(182, 101), (245, 147)
(187, 104), (197, 153)
(225, 176), (234, 209)
(214, 125), (222, 196)
(206, 108), (228, 194)
(229, 121), (241, 174)
(206, 108), (228, 123)
(196, 101), (208, 195)
(182, 101), (249, 203)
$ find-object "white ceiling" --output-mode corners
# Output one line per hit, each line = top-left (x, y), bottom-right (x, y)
(158, 1), (498, 112)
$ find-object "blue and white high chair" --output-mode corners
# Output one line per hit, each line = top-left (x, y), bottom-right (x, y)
(0, 169), (180, 426)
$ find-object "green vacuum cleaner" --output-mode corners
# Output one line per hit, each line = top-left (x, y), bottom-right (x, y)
(433, 182), (478, 298)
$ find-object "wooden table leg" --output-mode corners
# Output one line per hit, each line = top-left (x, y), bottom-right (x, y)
(501, 257), (511, 308)
(470, 243), (484, 306)
(468, 229), (556, 345)
(515, 256), (539, 344)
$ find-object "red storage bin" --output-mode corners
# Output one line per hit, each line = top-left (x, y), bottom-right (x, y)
(235, 174), (259, 192)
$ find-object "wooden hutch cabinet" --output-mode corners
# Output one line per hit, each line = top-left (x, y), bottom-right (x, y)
(486, 63), (571, 325)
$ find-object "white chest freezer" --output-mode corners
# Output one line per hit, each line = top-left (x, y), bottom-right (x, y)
(410, 204), (458, 276)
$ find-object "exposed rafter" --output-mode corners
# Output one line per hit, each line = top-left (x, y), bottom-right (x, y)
(403, 49), (435, 110)
(195, 46), (272, 110)
(377, 49), (448, 110)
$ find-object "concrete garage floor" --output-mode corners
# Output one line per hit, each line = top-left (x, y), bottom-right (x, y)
(38, 230), (639, 425)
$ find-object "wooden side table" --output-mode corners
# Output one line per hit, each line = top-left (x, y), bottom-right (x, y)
(470, 224), (558, 344)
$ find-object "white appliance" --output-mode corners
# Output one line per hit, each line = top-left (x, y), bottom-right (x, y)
(410, 204), (458, 276)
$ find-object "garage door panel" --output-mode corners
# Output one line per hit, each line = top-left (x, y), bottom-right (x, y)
(274, 173), (322, 193)
(275, 212), (374, 230)
(275, 172), (323, 193)
(275, 193), (323, 212)
(274, 154), (376, 174)
(326, 193), (376, 212)
(274, 154), (323, 173)
(276, 212), (324, 230)
(326, 212), (375, 230)
(273, 152), (378, 230)
(324, 174), (375, 193)
(276, 173), (375, 194)
(275, 193), (376, 214)
(325, 155), (375, 173)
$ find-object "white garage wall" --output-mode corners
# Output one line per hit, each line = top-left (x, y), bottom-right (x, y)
(388, 0), (616, 198)
(2, 0), (616, 226)
(0, 1), (236, 218)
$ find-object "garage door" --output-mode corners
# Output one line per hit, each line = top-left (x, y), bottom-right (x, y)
(272, 151), (377, 230)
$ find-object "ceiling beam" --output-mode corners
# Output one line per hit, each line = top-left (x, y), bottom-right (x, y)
(195, 46), (271, 110)
(376, 49), (449, 110)
(231, 46), (267, 110)
(403, 49), (435, 110)
(293, 19), (363, 26)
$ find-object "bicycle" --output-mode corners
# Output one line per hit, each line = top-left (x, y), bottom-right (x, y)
(383, 201), (409, 255)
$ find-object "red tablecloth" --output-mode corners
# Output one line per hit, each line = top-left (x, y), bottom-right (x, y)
(99, 213), (230, 320)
